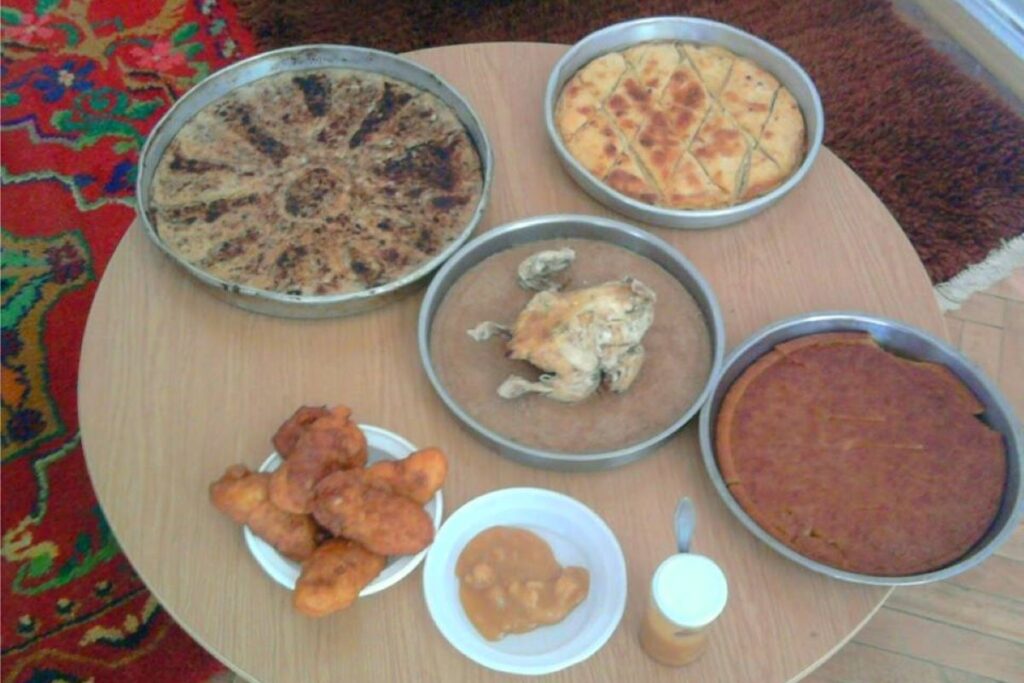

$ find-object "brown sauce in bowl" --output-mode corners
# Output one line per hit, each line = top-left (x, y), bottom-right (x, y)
(456, 526), (589, 641)
(430, 238), (712, 454)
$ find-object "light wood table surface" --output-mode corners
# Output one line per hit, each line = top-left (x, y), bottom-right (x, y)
(78, 43), (945, 682)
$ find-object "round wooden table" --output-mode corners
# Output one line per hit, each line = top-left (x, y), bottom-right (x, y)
(79, 43), (945, 682)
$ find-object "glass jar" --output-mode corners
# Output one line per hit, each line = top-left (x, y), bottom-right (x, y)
(639, 554), (728, 667)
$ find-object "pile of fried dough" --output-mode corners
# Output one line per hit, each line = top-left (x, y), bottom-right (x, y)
(210, 405), (448, 617)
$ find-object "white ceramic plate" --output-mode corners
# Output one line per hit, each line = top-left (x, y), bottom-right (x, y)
(243, 424), (443, 596)
(422, 487), (627, 675)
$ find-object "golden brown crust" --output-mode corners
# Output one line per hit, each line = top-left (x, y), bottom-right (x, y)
(715, 347), (784, 484)
(741, 148), (782, 200)
(605, 148), (660, 205)
(632, 109), (686, 192)
(556, 40), (806, 209)
(311, 470), (435, 556)
(151, 68), (483, 296)
(293, 539), (386, 617)
(209, 465), (319, 561)
(759, 87), (805, 175)
(691, 104), (749, 197)
(715, 332), (1007, 576)
(630, 42), (681, 101)
(719, 57), (779, 140)
(682, 44), (735, 96)
(603, 70), (653, 141)
(556, 78), (602, 141)
(564, 112), (626, 180)
(633, 61), (709, 196)
(773, 331), (876, 355)
(271, 405), (331, 458)
(666, 152), (729, 208)
(267, 406), (368, 514)
(577, 52), (628, 93)
(363, 447), (448, 505)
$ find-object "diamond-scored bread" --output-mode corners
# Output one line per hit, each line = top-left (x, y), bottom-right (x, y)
(557, 41), (806, 209)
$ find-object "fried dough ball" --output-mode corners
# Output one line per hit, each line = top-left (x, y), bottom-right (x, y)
(210, 465), (319, 561)
(271, 405), (331, 457)
(269, 406), (369, 514)
(269, 455), (340, 515)
(293, 539), (387, 617)
(312, 470), (435, 556)
(364, 447), (449, 505)
(294, 407), (368, 469)
(210, 464), (266, 524)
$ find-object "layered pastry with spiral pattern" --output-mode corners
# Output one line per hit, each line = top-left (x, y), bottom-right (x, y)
(150, 69), (483, 296)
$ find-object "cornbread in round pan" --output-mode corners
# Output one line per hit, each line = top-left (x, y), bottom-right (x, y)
(555, 41), (805, 210)
(715, 332), (1006, 576)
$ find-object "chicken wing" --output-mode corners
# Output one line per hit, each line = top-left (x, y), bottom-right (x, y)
(312, 470), (435, 556)
(363, 447), (448, 505)
(210, 465), (319, 561)
(293, 539), (386, 617)
(269, 406), (369, 514)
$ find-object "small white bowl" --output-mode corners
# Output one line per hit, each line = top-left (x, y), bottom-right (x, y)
(422, 488), (627, 675)
(244, 424), (444, 596)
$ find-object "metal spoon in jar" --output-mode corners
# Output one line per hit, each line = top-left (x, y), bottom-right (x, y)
(675, 497), (696, 554)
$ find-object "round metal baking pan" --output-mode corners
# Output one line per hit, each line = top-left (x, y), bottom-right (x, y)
(544, 17), (824, 229)
(136, 45), (493, 318)
(698, 312), (1024, 586)
(418, 214), (726, 471)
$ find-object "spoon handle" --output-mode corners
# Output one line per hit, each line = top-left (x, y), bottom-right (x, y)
(675, 497), (696, 554)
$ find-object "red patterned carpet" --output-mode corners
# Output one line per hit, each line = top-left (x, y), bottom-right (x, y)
(1, 2), (254, 680)
(1, 1), (1021, 681)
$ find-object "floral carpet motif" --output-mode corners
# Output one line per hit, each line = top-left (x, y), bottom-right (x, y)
(1, 1), (253, 680)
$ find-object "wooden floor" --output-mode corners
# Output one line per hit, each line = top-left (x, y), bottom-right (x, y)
(806, 270), (1024, 683)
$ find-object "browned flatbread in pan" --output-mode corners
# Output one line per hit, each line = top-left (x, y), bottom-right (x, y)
(556, 40), (807, 209)
(715, 332), (1006, 576)
(151, 69), (483, 296)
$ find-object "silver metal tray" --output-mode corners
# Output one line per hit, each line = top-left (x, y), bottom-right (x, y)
(136, 45), (493, 318)
(544, 17), (824, 229)
(698, 312), (1024, 586)
(418, 214), (726, 471)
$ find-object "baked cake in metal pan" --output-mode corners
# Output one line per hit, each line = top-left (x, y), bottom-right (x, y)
(715, 332), (1006, 576)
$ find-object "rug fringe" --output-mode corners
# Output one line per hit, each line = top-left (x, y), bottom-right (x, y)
(934, 234), (1024, 311)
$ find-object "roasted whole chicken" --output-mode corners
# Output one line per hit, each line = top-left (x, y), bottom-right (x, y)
(468, 248), (656, 403)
